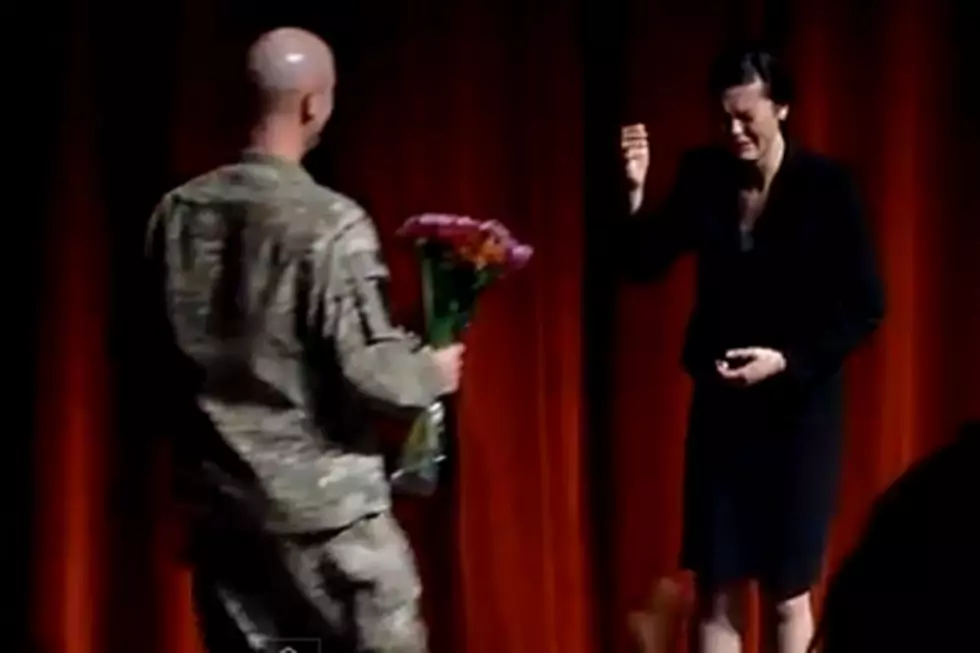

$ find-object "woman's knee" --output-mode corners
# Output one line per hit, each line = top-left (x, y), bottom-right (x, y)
(765, 590), (812, 624)
(697, 581), (750, 631)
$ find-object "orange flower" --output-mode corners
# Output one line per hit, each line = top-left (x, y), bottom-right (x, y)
(458, 233), (506, 269)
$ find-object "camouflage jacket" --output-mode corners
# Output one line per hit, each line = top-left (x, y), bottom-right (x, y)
(143, 151), (445, 534)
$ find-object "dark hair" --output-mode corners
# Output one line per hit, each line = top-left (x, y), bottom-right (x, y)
(709, 43), (794, 105)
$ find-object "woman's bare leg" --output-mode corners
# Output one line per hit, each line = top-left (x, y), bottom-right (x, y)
(695, 583), (747, 653)
(761, 591), (814, 653)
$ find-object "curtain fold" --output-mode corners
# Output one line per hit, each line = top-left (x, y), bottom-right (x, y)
(32, 4), (109, 651)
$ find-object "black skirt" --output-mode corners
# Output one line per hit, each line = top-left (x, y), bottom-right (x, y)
(680, 374), (844, 598)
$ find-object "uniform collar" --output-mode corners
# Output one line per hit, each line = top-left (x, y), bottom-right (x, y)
(239, 149), (314, 181)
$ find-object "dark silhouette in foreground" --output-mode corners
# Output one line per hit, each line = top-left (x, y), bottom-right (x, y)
(812, 420), (979, 652)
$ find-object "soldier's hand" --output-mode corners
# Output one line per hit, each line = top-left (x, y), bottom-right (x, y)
(431, 343), (465, 394)
(622, 123), (650, 190)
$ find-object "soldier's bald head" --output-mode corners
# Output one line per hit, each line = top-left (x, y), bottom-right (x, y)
(247, 27), (336, 114)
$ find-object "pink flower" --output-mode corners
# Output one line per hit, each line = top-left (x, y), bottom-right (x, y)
(507, 243), (534, 271)
(480, 219), (512, 241)
(397, 213), (483, 241)
(398, 212), (533, 274)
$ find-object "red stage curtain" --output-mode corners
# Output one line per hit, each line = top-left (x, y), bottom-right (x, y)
(29, 1), (977, 653)
(32, 4), (110, 651)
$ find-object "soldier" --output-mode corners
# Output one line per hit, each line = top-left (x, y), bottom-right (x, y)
(143, 27), (464, 653)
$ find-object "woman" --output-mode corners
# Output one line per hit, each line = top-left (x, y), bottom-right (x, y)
(619, 45), (885, 653)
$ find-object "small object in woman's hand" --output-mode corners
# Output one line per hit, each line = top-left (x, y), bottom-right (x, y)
(723, 354), (753, 370)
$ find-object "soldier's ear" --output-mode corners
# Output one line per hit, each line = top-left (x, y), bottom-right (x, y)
(299, 93), (317, 124)
(300, 91), (333, 127)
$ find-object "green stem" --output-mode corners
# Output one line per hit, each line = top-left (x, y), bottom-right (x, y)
(420, 254), (437, 341)
(421, 252), (456, 346)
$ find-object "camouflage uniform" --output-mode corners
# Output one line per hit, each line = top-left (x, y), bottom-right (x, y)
(143, 151), (446, 652)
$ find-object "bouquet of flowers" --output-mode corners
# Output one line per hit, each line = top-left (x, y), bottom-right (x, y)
(389, 213), (533, 496)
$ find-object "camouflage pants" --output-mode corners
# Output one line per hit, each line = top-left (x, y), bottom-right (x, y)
(192, 511), (427, 653)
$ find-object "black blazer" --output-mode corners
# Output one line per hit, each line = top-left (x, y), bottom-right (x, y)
(627, 144), (885, 389)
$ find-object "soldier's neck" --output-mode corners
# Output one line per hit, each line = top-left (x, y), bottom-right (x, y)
(248, 120), (305, 164)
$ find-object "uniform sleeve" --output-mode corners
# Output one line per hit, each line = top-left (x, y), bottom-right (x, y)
(324, 214), (448, 415)
(621, 150), (702, 281)
(782, 168), (886, 384)
(141, 198), (174, 365)
(139, 196), (203, 428)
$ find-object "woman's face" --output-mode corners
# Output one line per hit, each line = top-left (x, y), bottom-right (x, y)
(717, 78), (788, 162)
